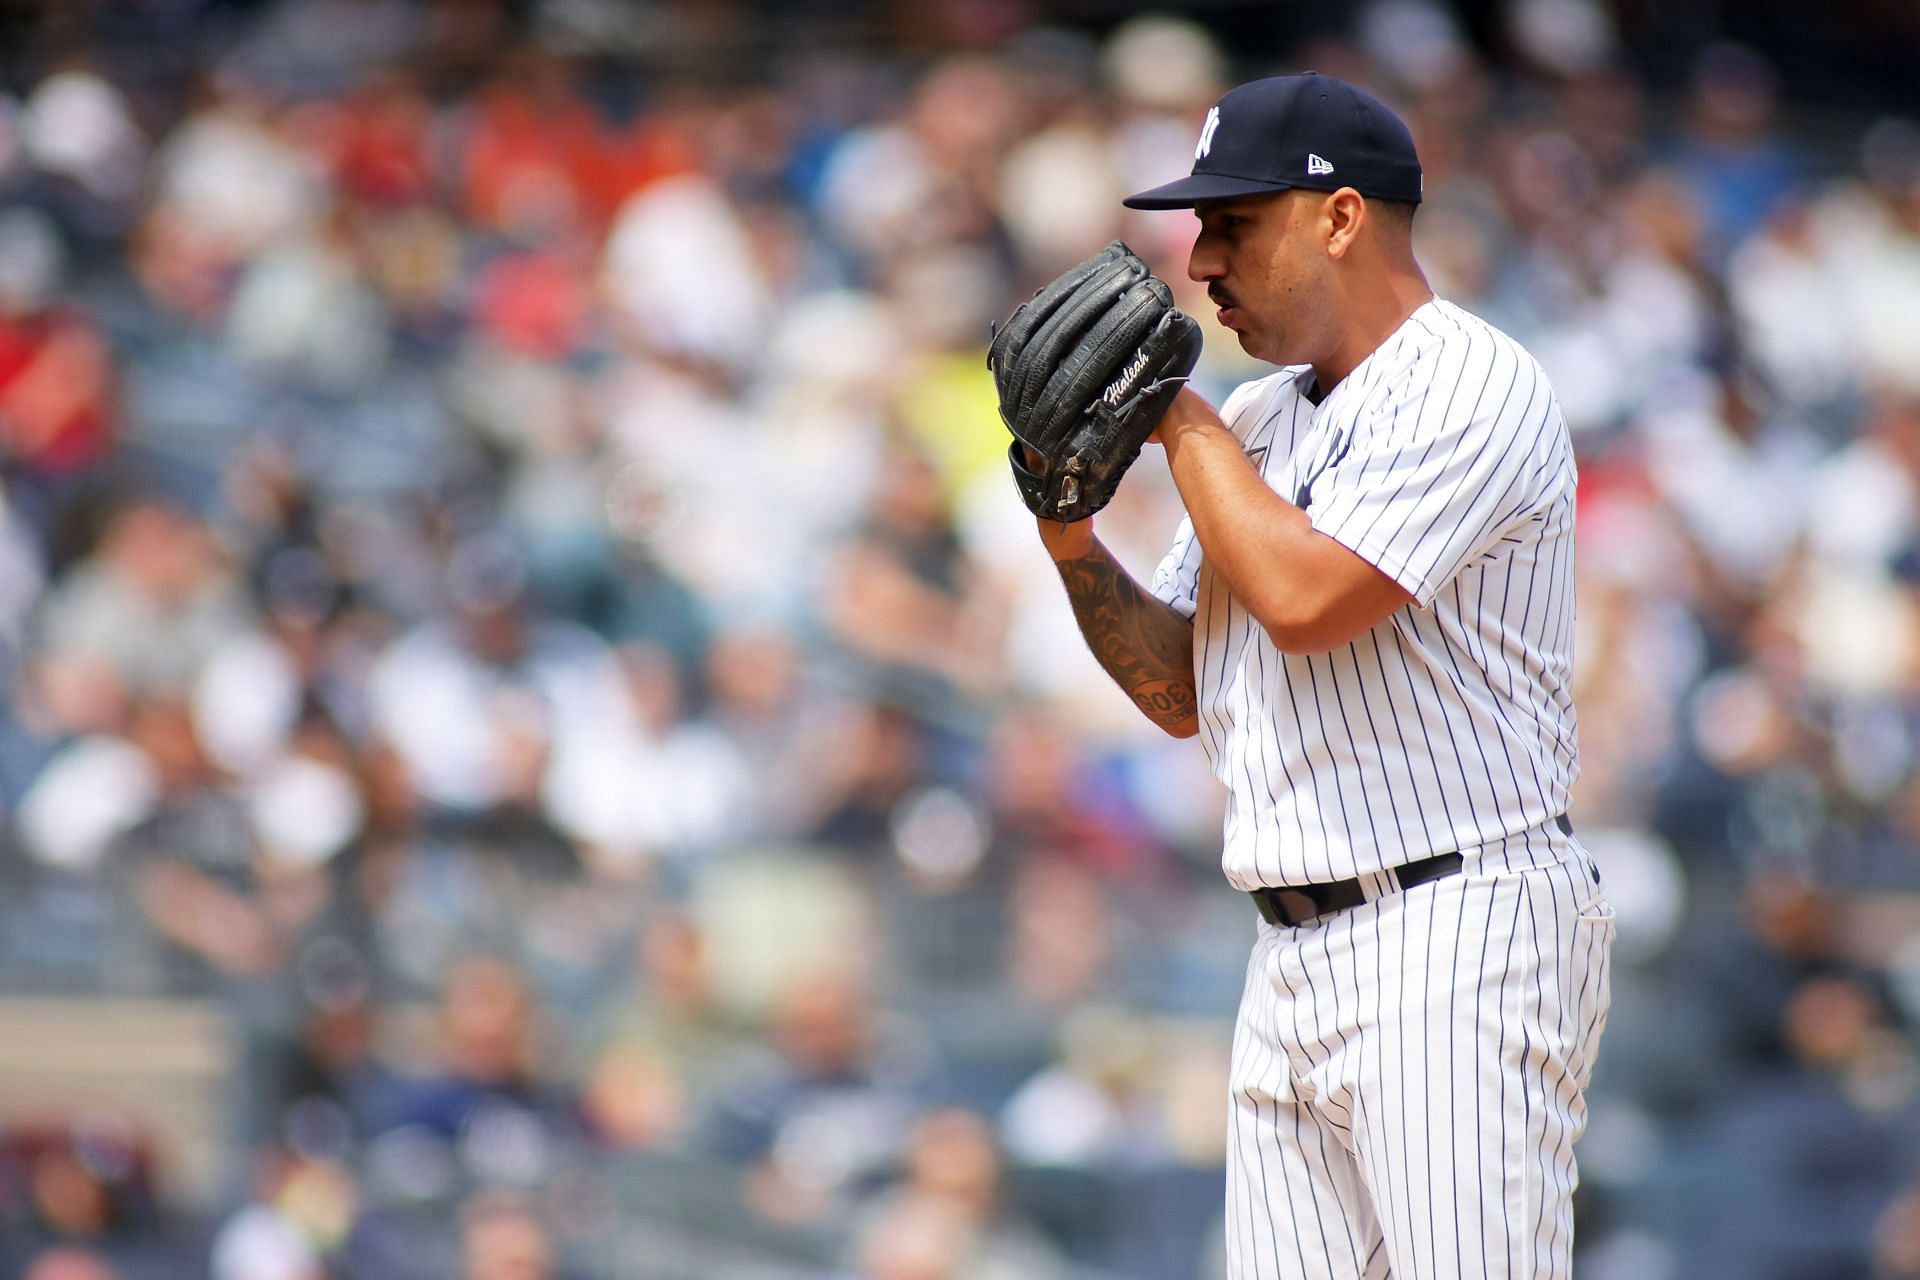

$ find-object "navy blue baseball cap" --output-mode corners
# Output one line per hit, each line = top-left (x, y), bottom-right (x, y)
(1123, 72), (1423, 209)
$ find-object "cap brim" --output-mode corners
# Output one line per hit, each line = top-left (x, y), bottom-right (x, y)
(1121, 173), (1297, 210)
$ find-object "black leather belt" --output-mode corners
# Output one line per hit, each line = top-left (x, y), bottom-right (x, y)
(1249, 814), (1573, 927)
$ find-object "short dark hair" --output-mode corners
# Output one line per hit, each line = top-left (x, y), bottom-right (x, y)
(1370, 198), (1418, 226)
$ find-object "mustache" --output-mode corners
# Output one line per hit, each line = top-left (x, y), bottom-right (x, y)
(1209, 286), (1238, 308)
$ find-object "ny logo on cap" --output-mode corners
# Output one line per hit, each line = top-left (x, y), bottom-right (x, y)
(1307, 153), (1335, 176)
(1195, 106), (1221, 159)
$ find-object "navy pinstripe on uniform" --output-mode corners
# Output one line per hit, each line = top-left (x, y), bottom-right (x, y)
(1151, 300), (1580, 890)
(1151, 298), (1612, 1279)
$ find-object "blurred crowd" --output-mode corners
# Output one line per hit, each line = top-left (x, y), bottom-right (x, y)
(1, 0), (1919, 1276)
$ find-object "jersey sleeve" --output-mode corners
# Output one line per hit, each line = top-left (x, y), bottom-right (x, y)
(1306, 335), (1560, 608)
(1149, 515), (1201, 619)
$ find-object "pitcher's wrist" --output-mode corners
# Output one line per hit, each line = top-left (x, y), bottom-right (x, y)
(1157, 386), (1223, 451)
(1038, 516), (1097, 562)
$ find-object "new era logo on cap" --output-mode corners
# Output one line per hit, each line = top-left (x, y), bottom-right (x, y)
(1123, 73), (1424, 210)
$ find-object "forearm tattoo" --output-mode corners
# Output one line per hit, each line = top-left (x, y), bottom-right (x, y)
(1056, 548), (1198, 731)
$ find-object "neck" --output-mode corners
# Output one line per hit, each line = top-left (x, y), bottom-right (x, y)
(1309, 265), (1434, 393)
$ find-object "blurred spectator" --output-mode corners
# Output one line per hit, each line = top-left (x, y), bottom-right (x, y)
(17, 62), (147, 238)
(207, 1151), (352, 1280)
(1879, 1178), (1920, 1279)
(816, 54), (1023, 275)
(1001, 1007), (1163, 1171)
(701, 624), (822, 837)
(1840, 120), (1920, 398)
(801, 698), (932, 854)
(0, 1127), (175, 1280)
(851, 1108), (1070, 1279)
(226, 201), (392, 393)
(581, 910), (727, 1149)
(602, 173), (772, 372)
(823, 444), (1003, 716)
(150, 81), (323, 282)
(983, 705), (1156, 877)
(542, 639), (754, 869)
(28, 501), (251, 735)
(1668, 44), (1802, 261)
(374, 957), (575, 1150)
(0, 208), (116, 496)
(458, 1190), (557, 1280)
(704, 959), (925, 1228)
(366, 533), (629, 834)
(22, 1248), (126, 1280)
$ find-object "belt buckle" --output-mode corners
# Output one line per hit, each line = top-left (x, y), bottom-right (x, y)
(1273, 888), (1321, 926)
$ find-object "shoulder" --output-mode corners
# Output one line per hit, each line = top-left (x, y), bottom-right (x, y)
(1219, 365), (1312, 437)
(1418, 299), (1550, 384)
(1359, 300), (1557, 429)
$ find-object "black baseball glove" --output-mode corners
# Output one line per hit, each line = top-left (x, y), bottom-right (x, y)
(987, 242), (1203, 522)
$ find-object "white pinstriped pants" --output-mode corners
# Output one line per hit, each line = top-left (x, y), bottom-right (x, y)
(1224, 830), (1613, 1280)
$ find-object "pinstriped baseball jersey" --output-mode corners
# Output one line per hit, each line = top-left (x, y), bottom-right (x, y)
(1150, 298), (1578, 890)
